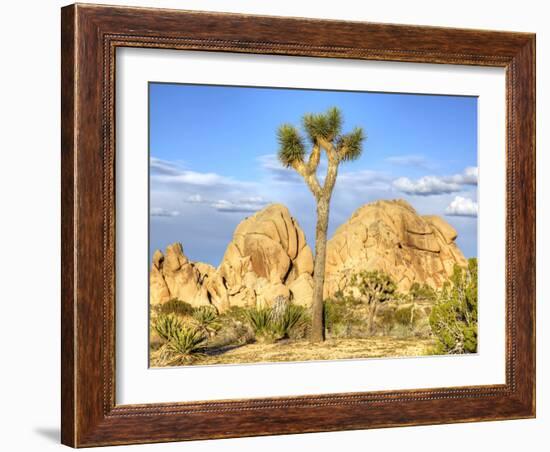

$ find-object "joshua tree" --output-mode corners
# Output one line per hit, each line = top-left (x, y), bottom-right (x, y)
(277, 107), (365, 342)
(351, 270), (397, 335)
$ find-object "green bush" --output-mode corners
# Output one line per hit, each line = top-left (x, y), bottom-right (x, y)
(323, 296), (362, 337)
(410, 283), (437, 302)
(395, 306), (414, 327)
(377, 307), (396, 335)
(158, 298), (194, 317)
(429, 258), (478, 354)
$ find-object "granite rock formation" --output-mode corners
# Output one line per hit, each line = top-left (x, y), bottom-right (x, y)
(150, 200), (467, 310)
(324, 199), (467, 296)
(150, 204), (315, 311)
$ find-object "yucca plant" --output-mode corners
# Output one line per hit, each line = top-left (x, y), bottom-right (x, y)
(153, 313), (184, 342)
(271, 304), (309, 340)
(162, 325), (207, 365)
(244, 304), (309, 343)
(244, 307), (273, 339)
(152, 313), (208, 365)
(192, 305), (220, 336)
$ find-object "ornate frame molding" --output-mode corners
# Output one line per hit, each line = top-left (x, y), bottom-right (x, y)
(62, 4), (535, 447)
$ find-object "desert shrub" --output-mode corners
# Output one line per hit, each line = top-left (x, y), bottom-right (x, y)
(377, 307), (396, 335)
(244, 307), (272, 334)
(323, 297), (360, 337)
(192, 305), (220, 336)
(324, 299), (347, 330)
(410, 283), (437, 303)
(272, 304), (309, 340)
(153, 313), (184, 342)
(152, 314), (207, 365)
(160, 325), (207, 365)
(395, 306), (415, 327)
(429, 258), (478, 354)
(244, 303), (309, 343)
(158, 298), (194, 317)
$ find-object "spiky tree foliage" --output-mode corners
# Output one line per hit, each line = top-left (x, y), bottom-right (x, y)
(351, 270), (397, 335)
(429, 258), (478, 354)
(277, 107), (366, 342)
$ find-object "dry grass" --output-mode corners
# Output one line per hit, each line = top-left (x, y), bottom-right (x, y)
(150, 336), (436, 367)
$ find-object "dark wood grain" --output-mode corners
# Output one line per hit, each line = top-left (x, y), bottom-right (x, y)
(61, 3), (536, 447)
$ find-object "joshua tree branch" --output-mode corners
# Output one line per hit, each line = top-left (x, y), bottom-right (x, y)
(323, 159), (339, 198)
(318, 137), (339, 165)
(291, 159), (323, 199)
(307, 143), (321, 173)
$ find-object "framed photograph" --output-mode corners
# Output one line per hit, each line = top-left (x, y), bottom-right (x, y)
(61, 3), (535, 447)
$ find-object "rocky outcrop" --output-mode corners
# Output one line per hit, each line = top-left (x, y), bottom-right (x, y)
(150, 204), (315, 311)
(150, 243), (211, 307)
(324, 199), (467, 295)
(150, 200), (468, 310)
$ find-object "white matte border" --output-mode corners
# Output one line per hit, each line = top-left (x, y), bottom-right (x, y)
(116, 48), (506, 405)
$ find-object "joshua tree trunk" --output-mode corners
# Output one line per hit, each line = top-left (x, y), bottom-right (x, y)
(311, 197), (330, 343)
(367, 299), (379, 335)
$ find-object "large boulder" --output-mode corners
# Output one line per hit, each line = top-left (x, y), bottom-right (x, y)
(324, 199), (467, 295)
(217, 204), (314, 308)
(149, 204), (315, 310)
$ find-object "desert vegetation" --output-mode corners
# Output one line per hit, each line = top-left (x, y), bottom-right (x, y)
(149, 259), (478, 367)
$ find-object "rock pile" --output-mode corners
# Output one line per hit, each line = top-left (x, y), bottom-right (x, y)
(150, 204), (314, 311)
(150, 200), (468, 310)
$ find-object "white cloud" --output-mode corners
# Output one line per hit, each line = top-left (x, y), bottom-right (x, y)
(393, 176), (461, 195)
(150, 157), (185, 175)
(185, 193), (269, 213)
(445, 196), (478, 217)
(211, 198), (268, 213)
(393, 167), (478, 196)
(150, 207), (180, 217)
(446, 166), (478, 185)
(151, 156), (250, 188)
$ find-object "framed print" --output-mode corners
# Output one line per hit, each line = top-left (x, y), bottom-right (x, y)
(61, 3), (535, 447)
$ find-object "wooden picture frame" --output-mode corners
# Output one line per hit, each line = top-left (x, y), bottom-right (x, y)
(61, 3), (535, 447)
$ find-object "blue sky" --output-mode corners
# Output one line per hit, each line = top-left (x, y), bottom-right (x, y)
(149, 83), (478, 265)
